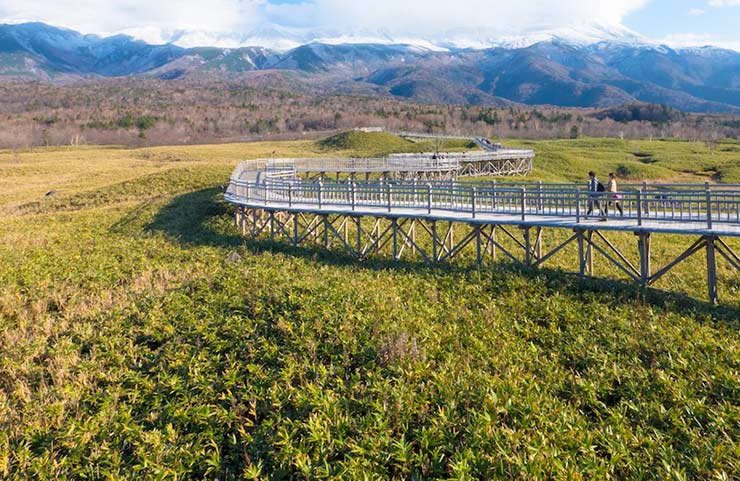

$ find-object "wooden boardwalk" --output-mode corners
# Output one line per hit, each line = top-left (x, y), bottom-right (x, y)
(225, 160), (740, 304)
(231, 149), (534, 182)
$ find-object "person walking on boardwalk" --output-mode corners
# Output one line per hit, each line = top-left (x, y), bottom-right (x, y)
(606, 172), (624, 216)
(586, 171), (606, 219)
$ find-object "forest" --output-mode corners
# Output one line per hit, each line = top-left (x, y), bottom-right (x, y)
(2, 79), (738, 149)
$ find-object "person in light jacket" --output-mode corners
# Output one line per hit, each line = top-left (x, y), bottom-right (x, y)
(606, 172), (624, 216)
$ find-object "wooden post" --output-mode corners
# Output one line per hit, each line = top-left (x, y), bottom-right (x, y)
(294, 214), (299, 246)
(706, 182), (713, 230)
(642, 182), (648, 217)
(344, 217), (349, 247)
(537, 181), (543, 212)
(431, 221), (438, 263)
(576, 230), (586, 276)
(707, 236), (718, 304)
(427, 184), (433, 214)
(586, 230), (594, 275)
(637, 232), (651, 286)
(521, 188), (527, 221)
(475, 225), (482, 267)
(318, 181), (323, 209)
(252, 209), (257, 238)
(356, 217), (362, 258)
(491, 226), (497, 261)
(523, 227), (532, 266)
(351, 182), (356, 211)
(576, 190), (581, 223)
(288, 183), (293, 207)
(472, 187), (477, 219)
(411, 221), (417, 255)
(643, 233), (651, 283)
(323, 215), (329, 248)
(492, 180), (497, 209)
(387, 183), (392, 213)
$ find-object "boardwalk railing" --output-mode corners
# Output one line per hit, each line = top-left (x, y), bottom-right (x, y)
(227, 158), (740, 304)
(389, 151), (535, 161)
(240, 157), (460, 174)
(227, 178), (740, 229)
(230, 150), (534, 181)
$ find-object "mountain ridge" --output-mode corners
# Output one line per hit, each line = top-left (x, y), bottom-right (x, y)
(1, 22), (739, 113)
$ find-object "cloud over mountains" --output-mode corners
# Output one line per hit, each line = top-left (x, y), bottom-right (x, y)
(0, 0), (649, 47)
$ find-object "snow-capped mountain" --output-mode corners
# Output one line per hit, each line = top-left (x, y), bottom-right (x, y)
(147, 21), (650, 52)
(1, 22), (739, 113)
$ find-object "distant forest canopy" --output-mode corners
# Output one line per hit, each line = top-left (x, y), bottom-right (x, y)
(0, 79), (737, 149)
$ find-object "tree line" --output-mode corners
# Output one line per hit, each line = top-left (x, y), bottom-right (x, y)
(0, 78), (737, 149)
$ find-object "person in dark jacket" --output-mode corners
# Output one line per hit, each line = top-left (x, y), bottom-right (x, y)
(586, 171), (605, 219)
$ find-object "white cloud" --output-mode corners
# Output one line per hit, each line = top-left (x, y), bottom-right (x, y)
(0, 0), (266, 41)
(660, 33), (740, 51)
(305, 0), (648, 36)
(688, 8), (706, 15)
(708, 0), (740, 5)
(0, 0), (649, 42)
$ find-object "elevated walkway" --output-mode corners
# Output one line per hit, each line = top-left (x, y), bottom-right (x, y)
(225, 149), (739, 305)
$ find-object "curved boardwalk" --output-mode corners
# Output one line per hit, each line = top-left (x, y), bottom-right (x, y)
(226, 155), (740, 304)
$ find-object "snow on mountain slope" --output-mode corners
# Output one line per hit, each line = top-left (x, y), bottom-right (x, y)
(2, 20), (732, 56)
(145, 21), (653, 52)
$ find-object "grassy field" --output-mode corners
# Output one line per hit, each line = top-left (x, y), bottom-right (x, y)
(509, 137), (740, 184)
(0, 134), (739, 479)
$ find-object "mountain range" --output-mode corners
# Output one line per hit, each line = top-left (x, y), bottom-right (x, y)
(1, 22), (739, 113)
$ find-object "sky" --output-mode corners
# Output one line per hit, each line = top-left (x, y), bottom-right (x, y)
(0, 0), (738, 50)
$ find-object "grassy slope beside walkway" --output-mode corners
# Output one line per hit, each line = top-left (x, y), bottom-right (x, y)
(0, 135), (738, 479)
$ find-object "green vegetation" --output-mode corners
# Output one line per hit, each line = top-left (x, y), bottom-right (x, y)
(318, 131), (416, 155)
(318, 132), (740, 183)
(0, 136), (738, 479)
(318, 131), (474, 157)
(507, 137), (740, 183)
(84, 114), (159, 132)
(594, 104), (684, 124)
